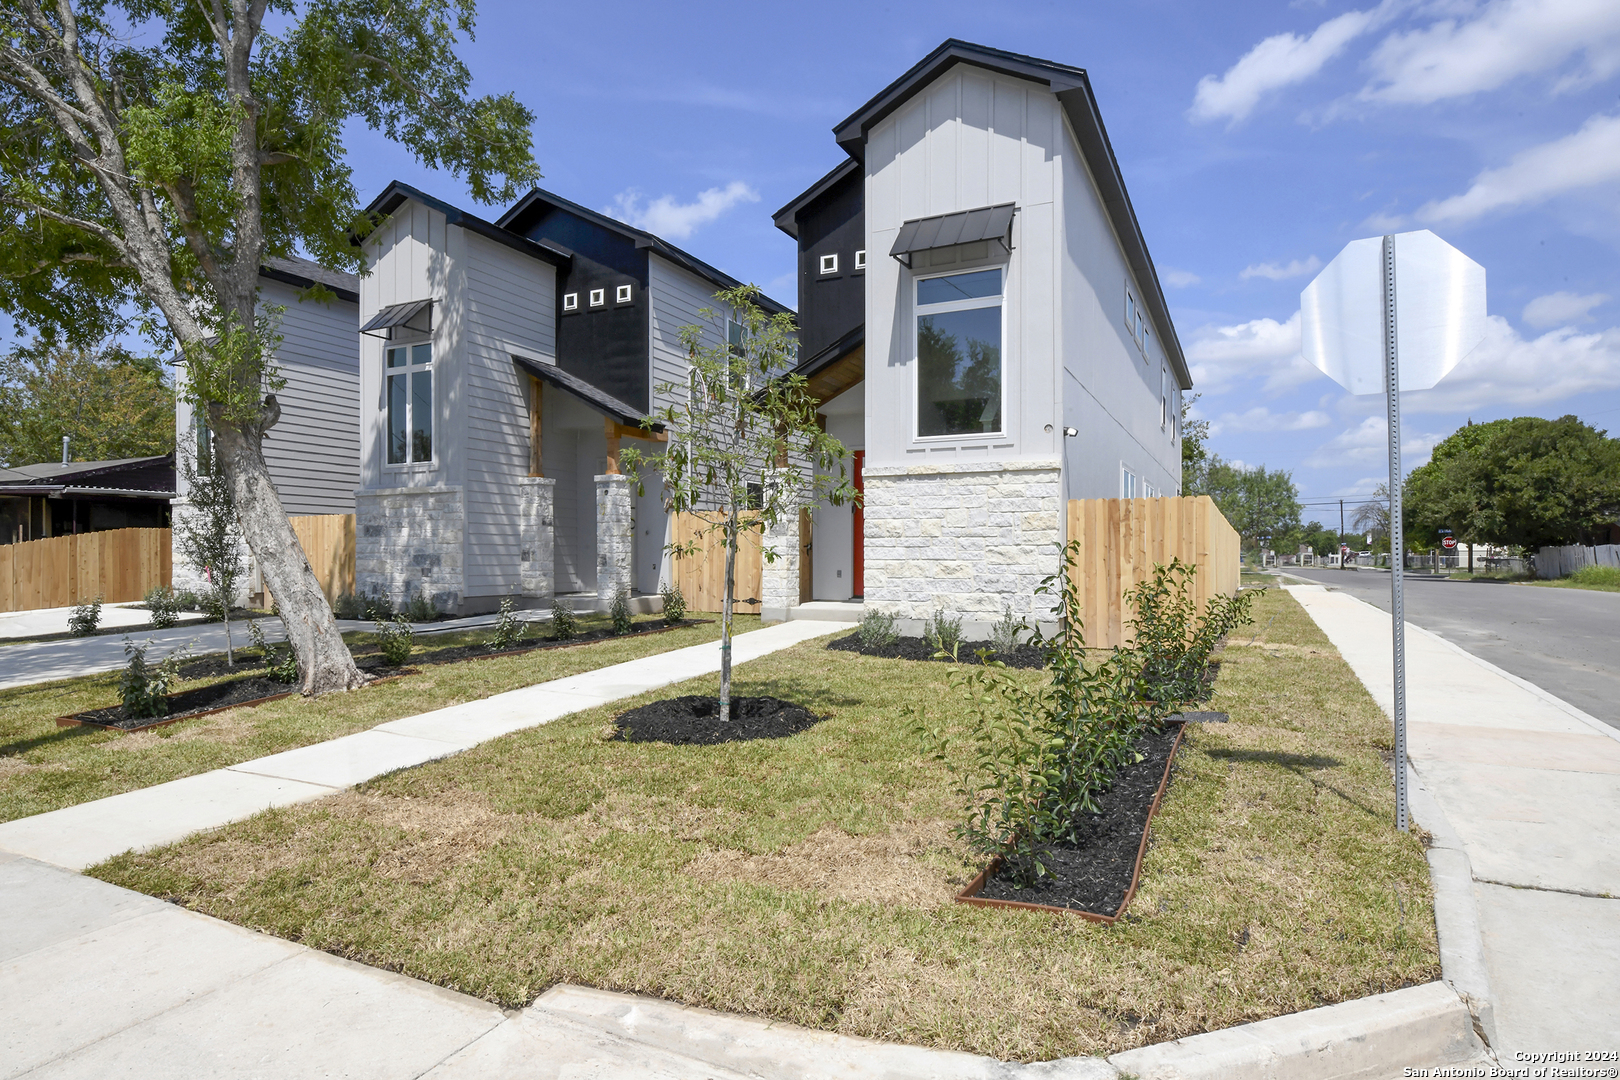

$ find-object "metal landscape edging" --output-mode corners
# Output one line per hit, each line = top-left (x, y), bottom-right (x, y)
(955, 721), (1186, 922)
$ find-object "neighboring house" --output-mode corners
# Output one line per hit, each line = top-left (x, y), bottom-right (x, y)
(173, 256), (362, 599)
(763, 40), (1192, 633)
(355, 182), (789, 615)
(0, 455), (173, 545)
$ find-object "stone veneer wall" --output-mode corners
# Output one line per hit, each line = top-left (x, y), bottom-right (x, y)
(757, 514), (799, 623)
(594, 475), (634, 610)
(862, 460), (1063, 637)
(519, 477), (555, 604)
(355, 485), (465, 613)
(169, 499), (253, 608)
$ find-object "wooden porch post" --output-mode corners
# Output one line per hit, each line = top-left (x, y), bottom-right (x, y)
(528, 376), (544, 477)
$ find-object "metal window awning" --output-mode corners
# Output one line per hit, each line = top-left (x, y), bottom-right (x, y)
(359, 299), (433, 339)
(889, 203), (1015, 266)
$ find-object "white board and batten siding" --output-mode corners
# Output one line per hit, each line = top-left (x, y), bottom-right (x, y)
(863, 68), (1063, 471)
(648, 253), (730, 415)
(461, 231), (556, 599)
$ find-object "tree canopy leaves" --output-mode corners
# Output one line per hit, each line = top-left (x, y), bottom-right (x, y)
(0, 342), (174, 467)
(1188, 456), (1302, 552)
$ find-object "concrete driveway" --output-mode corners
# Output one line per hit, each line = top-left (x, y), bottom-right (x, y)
(1282, 567), (1620, 730)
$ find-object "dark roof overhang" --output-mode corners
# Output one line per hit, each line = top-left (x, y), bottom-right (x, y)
(793, 324), (865, 383)
(498, 188), (794, 316)
(889, 203), (1015, 266)
(831, 39), (1191, 391)
(259, 257), (360, 304)
(360, 299), (433, 339)
(360, 182), (572, 269)
(512, 354), (664, 432)
(772, 158), (861, 239)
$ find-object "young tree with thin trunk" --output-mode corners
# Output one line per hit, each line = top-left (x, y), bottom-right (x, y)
(622, 287), (857, 722)
(175, 438), (244, 664)
(0, 0), (538, 695)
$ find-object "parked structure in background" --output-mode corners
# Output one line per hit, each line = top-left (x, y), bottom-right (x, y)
(354, 183), (788, 616)
(0, 455), (173, 545)
(767, 40), (1192, 634)
(173, 256), (362, 604)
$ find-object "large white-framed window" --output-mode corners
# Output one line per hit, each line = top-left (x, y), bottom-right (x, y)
(914, 266), (1003, 439)
(386, 341), (434, 465)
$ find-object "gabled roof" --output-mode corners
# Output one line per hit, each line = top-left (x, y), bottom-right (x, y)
(497, 187), (792, 316)
(772, 158), (860, 239)
(361, 182), (572, 269)
(512, 355), (664, 431)
(260, 256), (359, 304)
(826, 39), (1191, 391)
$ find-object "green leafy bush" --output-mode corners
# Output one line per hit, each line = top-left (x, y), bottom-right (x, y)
(375, 616), (413, 666)
(175, 589), (201, 612)
(989, 603), (1025, 655)
(922, 606), (963, 657)
(487, 594), (526, 650)
(660, 582), (686, 626)
(332, 592), (364, 620)
(248, 620), (299, 683)
(404, 589), (436, 622)
(363, 591), (395, 621)
(119, 639), (181, 718)
(856, 609), (899, 648)
(610, 587), (634, 635)
(144, 586), (181, 629)
(67, 596), (103, 636)
(1126, 559), (1260, 705)
(551, 599), (578, 641)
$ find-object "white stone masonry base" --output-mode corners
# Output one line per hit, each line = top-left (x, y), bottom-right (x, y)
(519, 477), (556, 603)
(355, 486), (465, 613)
(863, 460), (1062, 639)
(595, 475), (634, 611)
(758, 513), (799, 622)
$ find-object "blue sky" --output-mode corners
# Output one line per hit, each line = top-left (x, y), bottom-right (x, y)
(150, 2), (1620, 518)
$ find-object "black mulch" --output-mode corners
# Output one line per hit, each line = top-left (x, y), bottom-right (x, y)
(974, 724), (1181, 917)
(613, 695), (825, 745)
(827, 633), (1045, 669)
(67, 675), (304, 731)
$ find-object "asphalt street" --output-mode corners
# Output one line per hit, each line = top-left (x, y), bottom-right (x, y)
(1282, 567), (1620, 730)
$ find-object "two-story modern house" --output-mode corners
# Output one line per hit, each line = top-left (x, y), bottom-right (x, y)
(763, 40), (1193, 635)
(354, 182), (788, 615)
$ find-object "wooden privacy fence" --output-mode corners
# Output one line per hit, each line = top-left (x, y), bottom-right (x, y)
(1066, 496), (1242, 649)
(670, 511), (762, 614)
(262, 514), (356, 607)
(0, 528), (171, 613)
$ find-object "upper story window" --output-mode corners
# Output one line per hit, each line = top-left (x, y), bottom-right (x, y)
(589, 288), (606, 307)
(616, 284), (633, 303)
(563, 291), (579, 312)
(819, 253), (839, 275)
(1122, 465), (1138, 499)
(386, 342), (433, 465)
(1160, 367), (1168, 429)
(915, 267), (1002, 438)
(1125, 285), (1148, 358)
(854, 249), (867, 270)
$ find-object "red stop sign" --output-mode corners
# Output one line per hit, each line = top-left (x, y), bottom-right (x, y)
(1442, 536), (1457, 549)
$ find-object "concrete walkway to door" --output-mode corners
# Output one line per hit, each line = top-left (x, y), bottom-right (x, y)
(1284, 583), (1620, 1060)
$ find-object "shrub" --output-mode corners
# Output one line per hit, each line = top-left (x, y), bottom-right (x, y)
(487, 594), (527, 651)
(404, 589), (436, 622)
(551, 599), (578, 641)
(1126, 559), (1260, 705)
(363, 591), (395, 621)
(1569, 564), (1620, 588)
(922, 606), (963, 658)
(175, 589), (201, 612)
(375, 616), (413, 666)
(67, 596), (102, 636)
(248, 620), (299, 683)
(660, 582), (687, 626)
(856, 609), (899, 649)
(989, 603), (1025, 655)
(119, 639), (181, 718)
(331, 591), (364, 619)
(143, 586), (182, 629)
(610, 587), (634, 635)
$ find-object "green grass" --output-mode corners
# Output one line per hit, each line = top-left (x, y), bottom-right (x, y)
(93, 590), (1437, 1061)
(0, 614), (754, 823)
(1527, 564), (1620, 592)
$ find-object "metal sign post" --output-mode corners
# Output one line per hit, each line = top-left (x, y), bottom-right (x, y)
(1381, 235), (1409, 831)
(1301, 229), (1485, 833)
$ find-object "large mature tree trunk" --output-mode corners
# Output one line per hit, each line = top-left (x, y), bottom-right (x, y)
(213, 425), (366, 695)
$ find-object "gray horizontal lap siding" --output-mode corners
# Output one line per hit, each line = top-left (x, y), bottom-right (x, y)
(258, 279), (360, 515)
(648, 255), (726, 416)
(462, 233), (556, 597)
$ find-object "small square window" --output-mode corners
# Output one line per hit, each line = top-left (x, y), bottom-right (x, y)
(589, 288), (605, 307)
(616, 284), (632, 304)
(562, 292), (578, 312)
(819, 253), (838, 275)
(854, 249), (867, 270)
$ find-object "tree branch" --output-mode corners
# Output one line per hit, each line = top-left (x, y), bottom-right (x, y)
(0, 194), (133, 259)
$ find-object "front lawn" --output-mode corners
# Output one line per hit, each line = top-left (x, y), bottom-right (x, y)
(0, 614), (753, 823)
(94, 589), (1438, 1062)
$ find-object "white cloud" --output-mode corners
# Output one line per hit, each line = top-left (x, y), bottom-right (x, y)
(1522, 291), (1610, 329)
(602, 181), (760, 240)
(1164, 268), (1202, 287)
(1417, 112), (1620, 225)
(1240, 255), (1322, 281)
(1360, 0), (1620, 105)
(1304, 415), (1446, 467)
(1401, 314), (1620, 413)
(1190, 4), (1393, 123)
(1209, 407), (1332, 436)
(1185, 311), (1323, 394)
(1334, 476), (1390, 498)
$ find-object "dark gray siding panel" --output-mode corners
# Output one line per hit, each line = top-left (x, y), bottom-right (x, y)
(258, 278), (360, 515)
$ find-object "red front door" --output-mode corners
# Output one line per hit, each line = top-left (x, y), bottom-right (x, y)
(852, 450), (864, 598)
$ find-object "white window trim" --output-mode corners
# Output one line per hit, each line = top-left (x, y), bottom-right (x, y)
(819, 253), (839, 275)
(854, 249), (867, 270)
(616, 284), (633, 303)
(589, 288), (605, 307)
(562, 291), (578, 312)
(384, 339), (436, 469)
(911, 265), (1006, 443)
(1121, 464), (1138, 499)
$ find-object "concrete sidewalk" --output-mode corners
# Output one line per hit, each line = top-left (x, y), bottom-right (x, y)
(0, 602), (207, 643)
(1285, 584), (1620, 1060)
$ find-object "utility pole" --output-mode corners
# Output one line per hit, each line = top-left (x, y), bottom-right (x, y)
(1339, 499), (1345, 566)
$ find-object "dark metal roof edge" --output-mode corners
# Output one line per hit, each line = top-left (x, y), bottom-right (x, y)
(497, 187), (792, 316)
(362, 182), (571, 270)
(772, 157), (861, 238)
(0, 453), (175, 487)
(792, 324), (865, 381)
(55, 486), (177, 499)
(511, 354), (664, 432)
(258, 261), (360, 305)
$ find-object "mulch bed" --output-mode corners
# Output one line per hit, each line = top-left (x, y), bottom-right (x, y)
(60, 675), (304, 732)
(961, 722), (1185, 921)
(827, 633), (1045, 669)
(613, 695), (825, 745)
